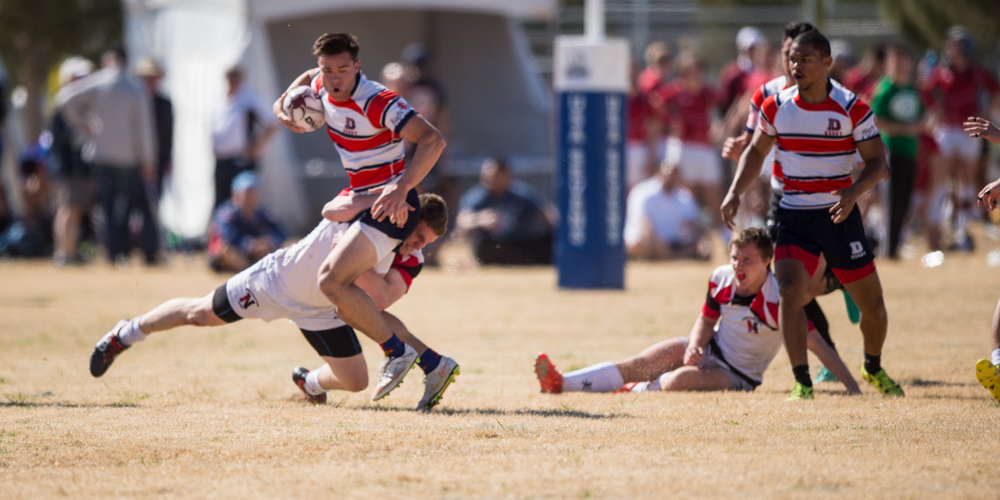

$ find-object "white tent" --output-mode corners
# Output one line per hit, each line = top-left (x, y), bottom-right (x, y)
(124, 0), (555, 237)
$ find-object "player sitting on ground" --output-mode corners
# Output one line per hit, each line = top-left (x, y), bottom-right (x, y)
(90, 194), (459, 410)
(962, 116), (1000, 402)
(273, 33), (447, 400)
(721, 30), (903, 400)
(535, 228), (861, 395)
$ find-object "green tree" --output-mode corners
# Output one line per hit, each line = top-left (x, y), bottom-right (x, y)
(0, 0), (122, 140)
(877, 0), (1000, 52)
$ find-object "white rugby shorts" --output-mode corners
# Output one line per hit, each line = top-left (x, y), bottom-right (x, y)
(935, 126), (980, 162)
(224, 254), (348, 332)
(678, 337), (757, 392)
(675, 141), (722, 184)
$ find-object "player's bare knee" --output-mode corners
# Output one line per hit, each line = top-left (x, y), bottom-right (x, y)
(342, 373), (368, 392)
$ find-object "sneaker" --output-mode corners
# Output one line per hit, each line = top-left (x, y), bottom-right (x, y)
(861, 365), (905, 396)
(813, 366), (839, 384)
(416, 356), (460, 410)
(975, 359), (1000, 402)
(534, 352), (563, 394)
(615, 381), (650, 393)
(292, 367), (327, 405)
(786, 382), (815, 400)
(90, 320), (130, 377)
(371, 343), (418, 401)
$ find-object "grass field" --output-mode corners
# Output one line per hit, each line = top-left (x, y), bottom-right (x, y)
(2, 236), (1000, 498)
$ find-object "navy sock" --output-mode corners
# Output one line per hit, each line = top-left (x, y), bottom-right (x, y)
(379, 334), (405, 358)
(792, 365), (813, 387)
(417, 348), (442, 374)
(864, 353), (882, 374)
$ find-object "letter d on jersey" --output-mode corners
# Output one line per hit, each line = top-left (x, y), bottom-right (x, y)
(554, 37), (628, 289)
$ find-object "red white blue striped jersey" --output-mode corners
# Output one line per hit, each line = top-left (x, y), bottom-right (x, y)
(746, 76), (787, 133)
(312, 72), (417, 193)
(758, 81), (880, 209)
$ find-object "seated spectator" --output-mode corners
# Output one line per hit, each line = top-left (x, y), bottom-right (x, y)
(623, 162), (709, 260)
(456, 158), (555, 265)
(0, 138), (54, 257)
(207, 172), (285, 272)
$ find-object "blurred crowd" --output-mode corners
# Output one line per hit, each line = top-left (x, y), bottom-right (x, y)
(623, 25), (1000, 262)
(2, 25), (996, 269)
(0, 45), (286, 273)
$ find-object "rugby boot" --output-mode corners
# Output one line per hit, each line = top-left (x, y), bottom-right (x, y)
(813, 366), (839, 384)
(371, 343), (418, 401)
(90, 320), (130, 377)
(860, 365), (905, 396)
(292, 367), (327, 405)
(416, 356), (460, 411)
(786, 382), (815, 400)
(534, 352), (563, 394)
(975, 359), (1000, 403)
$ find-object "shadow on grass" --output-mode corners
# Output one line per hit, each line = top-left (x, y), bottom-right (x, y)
(345, 405), (630, 419)
(908, 379), (974, 388)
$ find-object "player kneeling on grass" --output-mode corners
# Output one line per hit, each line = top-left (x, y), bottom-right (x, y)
(536, 228), (861, 395)
(962, 116), (1000, 402)
(90, 194), (459, 410)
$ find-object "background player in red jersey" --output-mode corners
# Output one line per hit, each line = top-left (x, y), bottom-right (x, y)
(658, 50), (727, 242)
(923, 27), (1000, 250)
(272, 33), (447, 397)
(721, 30), (903, 400)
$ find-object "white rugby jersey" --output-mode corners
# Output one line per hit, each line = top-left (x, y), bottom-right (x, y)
(701, 265), (783, 384)
(311, 72), (417, 193)
(270, 219), (424, 309)
(758, 80), (880, 209)
(746, 76), (787, 186)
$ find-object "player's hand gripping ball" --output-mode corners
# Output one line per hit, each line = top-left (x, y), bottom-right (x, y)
(282, 86), (325, 132)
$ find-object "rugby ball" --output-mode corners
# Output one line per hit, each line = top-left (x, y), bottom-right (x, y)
(282, 86), (325, 132)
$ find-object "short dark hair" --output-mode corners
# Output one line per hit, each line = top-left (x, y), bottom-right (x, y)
(730, 227), (774, 261)
(313, 33), (360, 60)
(103, 44), (127, 65)
(784, 22), (815, 41)
(419, 193), (448, 236)
(792, 30), (831, 58)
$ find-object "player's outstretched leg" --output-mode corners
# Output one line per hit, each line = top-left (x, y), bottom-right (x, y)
(90, 292), (224, 378)
(975, 360), (1000, 403)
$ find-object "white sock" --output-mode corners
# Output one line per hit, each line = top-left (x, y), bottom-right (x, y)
(117, 317), (148, 347)
(991, 349), (1000, 367)
(562, 362), (624, 393)
(304, 369), (325, 396)
(654, 372), (673, 391)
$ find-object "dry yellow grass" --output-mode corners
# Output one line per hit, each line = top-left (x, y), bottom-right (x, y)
(2, 238), (1000, 498)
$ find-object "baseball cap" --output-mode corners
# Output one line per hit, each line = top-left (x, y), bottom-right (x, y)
(736, 27), (765, 51)
(232, 172), (260, 193)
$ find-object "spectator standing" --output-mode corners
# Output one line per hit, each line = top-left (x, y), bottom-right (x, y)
(456, 158), (555, 265)
(842, 44), (886, 101)
(637, 42), (673, 97)
(206, 172), (285, 273)
(623, 163), (707, 261)
(871, 44), (924, 259)
(49, 56), (94, 265)
(135, 58), (173, 193)
(658, 51), (728, 243)
(210, 66), (278, 210)
(59, 47), (159, 266)
(923, 26), (1000, 250)
(718, 27), (766, 115)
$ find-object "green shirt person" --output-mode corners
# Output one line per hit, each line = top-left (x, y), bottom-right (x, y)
(869, 44), (925, 258)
